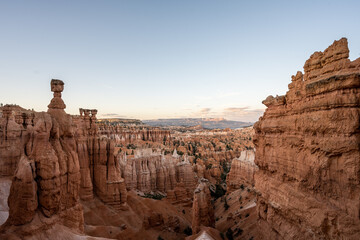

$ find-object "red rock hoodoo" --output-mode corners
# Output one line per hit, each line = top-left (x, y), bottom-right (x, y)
(191, 178), (215, 234)
(254, 38), (360, 239)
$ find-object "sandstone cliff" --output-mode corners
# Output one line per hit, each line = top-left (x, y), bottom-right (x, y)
(254, 38), (360, 239)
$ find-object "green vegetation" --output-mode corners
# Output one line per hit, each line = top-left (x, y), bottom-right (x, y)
(142, 193), (165, 200)
(234, 227), (243, 237)
(220, 172), (227, 182)
(211, 183), (226, 199)
(226, 228), (234, 240)
(126, 143), (137, 149)
(224, 197), (229, 210)
(183, 226), (192, 236)
(226, 144), (233, 151)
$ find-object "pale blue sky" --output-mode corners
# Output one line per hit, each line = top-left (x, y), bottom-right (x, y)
(1, 0), (359, 121)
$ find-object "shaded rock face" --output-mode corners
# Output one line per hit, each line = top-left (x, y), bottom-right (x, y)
(226, 150), (257, 192)
(2, 80), (84, 232)
(254, 38), (360, 239)
(191, 179), (215, 234)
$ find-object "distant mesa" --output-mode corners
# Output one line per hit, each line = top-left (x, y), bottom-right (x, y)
(143, 118), (253, 129)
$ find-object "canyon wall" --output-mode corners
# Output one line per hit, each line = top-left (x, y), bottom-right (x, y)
(226, 150), (257, 192)
(254, 38), (360, 239)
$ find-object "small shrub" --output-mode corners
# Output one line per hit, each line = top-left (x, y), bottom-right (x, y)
(234, 227), (243, 237)
(143, 193), (164, 200)
(224, 198), (230, 211)
(157, 236), (164, 240)
(211, 183), (226, 199)
(126, 143), (137, 149)
(220, 172), (227, 182)
(226, 228), (234, 240)
(245, 213), (250, 218)
(220, 232), (225, 240)
(182, 209), (185, 214)
(184, 226), (192, 236)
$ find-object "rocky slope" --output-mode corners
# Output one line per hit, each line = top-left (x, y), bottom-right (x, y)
(254, 38), (360, 239)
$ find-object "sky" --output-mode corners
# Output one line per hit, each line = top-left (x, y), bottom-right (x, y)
(1, 0), (360, 122)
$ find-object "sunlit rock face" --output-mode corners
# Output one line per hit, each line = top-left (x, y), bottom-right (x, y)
(254, 38), (360, 239)
(226, 150), (257, 192)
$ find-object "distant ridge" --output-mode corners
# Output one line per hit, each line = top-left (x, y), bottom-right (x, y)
(143, 118), (253, 129)
(97, 118), (143, 126)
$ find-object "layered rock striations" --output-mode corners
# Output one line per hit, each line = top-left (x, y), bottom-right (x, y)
(254, 38), (360, 239)
(191, 179), (215, 234)
(226, 150), (257, 192)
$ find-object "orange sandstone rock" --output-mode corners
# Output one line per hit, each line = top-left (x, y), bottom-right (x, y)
(191, 179), (215, 234)
(254, 38), (360, 239)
